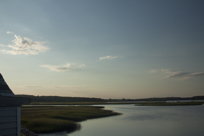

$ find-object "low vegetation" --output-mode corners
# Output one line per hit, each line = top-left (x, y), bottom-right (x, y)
(21, 106), (120, 133)
(135, 101), (204, 106)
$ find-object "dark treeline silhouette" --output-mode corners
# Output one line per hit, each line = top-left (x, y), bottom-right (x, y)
(17, 95), (105, 102)
(109, 96), (204, 102)
(16, 95), (204, 103)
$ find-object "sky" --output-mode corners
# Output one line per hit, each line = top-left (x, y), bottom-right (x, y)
(0, 0), (204, 99)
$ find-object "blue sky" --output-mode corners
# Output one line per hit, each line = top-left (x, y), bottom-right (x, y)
(0, 0), (204, 98)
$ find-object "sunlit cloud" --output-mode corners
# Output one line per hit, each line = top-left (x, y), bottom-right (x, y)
(41, 63), (86, 72)
(6, 31), (14, 35)
(99, 56), (119, 61)
(0, 34), (48, 55)
(151, 69), (204, 80)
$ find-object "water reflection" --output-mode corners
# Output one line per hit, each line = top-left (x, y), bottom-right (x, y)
(124, 107), (179, 121)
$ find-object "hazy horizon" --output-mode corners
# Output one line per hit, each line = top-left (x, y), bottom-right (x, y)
(0, 0), (204, 99)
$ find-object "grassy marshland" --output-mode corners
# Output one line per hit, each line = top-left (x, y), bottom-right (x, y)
(135, 101), (204, 106)
(21, 106), (120, 133)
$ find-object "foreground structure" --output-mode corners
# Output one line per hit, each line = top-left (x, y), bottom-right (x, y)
(0, 73), (29, 136)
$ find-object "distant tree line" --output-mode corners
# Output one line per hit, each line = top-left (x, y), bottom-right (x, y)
(109, 96), (204, 102)
(16, 95), (204, 103)
(16, 95), (105, 102)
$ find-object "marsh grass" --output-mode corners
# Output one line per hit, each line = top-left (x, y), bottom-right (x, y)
(21, 106), (120, 133)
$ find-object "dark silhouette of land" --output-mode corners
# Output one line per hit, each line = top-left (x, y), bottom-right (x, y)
(17, 95), (104, 103)
(17, 94), (204, 104)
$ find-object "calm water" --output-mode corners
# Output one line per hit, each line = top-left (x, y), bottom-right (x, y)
(41, 104), (204, 136)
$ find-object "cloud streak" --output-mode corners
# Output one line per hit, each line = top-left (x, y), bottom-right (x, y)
(41, 63), (86, 72)
(151, 69), (204, 80)
(0, 34), (48, 55)
(6, 31), (14, 35)
(99, 56), (119, 61)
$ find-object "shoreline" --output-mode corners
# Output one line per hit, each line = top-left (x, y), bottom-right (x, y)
(21, 106), (121, 134)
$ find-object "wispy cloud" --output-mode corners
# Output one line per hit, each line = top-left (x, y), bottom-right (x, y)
(151, 69), (204, 80)
(0, 34), (48, 55)
(41, 63), (86, 72)
(99, 56), (119, 61)
(6, 31), (14, 35)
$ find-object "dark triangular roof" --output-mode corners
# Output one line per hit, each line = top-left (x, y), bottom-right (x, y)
(0, 73), (14, 96)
